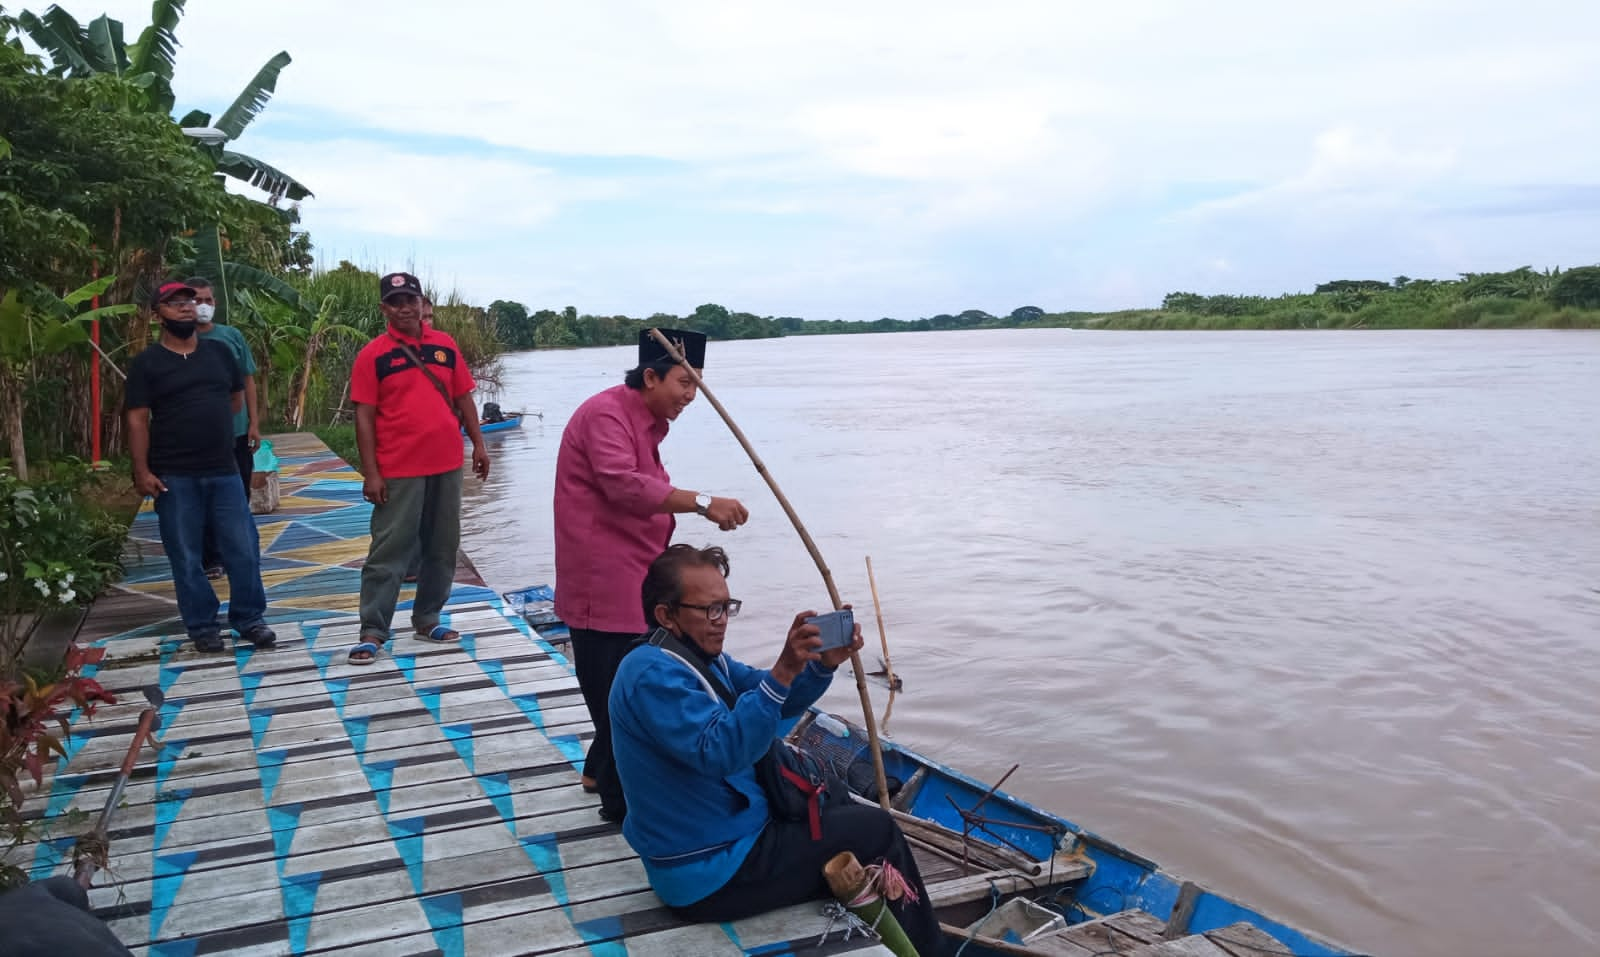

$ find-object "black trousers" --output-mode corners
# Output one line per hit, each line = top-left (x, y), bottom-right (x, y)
(202, 436), (254, 567)
(674, 805), (949, 957)
(571, 627), (639, 818)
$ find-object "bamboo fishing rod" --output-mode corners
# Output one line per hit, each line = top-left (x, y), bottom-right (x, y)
(647, 328), (892, 809)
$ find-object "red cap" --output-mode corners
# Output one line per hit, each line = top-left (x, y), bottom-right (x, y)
(155, 281), (197, 303)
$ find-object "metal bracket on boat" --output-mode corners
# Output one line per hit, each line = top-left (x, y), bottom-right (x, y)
(944, 764), (1070, 871)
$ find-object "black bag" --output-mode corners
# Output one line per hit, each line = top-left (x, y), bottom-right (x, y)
(757, 738), (849, 839)
(645, 629), (845, 839)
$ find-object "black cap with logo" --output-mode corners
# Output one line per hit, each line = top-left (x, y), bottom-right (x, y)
(379, 272), (423, 301)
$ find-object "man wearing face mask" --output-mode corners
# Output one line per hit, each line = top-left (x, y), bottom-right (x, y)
(189, 277), (260, 579)
(346, 273), (489, 665)
(125, 282), (276, 653)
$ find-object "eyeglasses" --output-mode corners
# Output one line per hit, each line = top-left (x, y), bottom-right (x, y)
(675, 599), (742, 622)
(384, 294), (421, 307)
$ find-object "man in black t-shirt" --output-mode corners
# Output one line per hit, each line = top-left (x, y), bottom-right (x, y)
(125, 282), (275, 652)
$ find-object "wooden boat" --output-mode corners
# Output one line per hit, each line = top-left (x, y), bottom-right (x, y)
(500, 583), (1354, 956)
(791, 710), (1353, 956)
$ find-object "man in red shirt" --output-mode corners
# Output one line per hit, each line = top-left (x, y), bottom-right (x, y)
(554, 328), (749, 820)
(347, 272), (490, 664)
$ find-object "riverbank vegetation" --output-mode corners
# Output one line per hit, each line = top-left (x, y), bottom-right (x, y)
(479, 264), (1598, 353)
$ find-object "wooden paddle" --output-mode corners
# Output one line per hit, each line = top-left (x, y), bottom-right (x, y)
(647, 328), (893, 809)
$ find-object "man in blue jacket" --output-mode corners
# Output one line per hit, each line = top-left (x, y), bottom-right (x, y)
(609, 544), (944, 955)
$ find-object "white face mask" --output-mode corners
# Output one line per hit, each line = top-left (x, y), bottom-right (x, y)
(194, 303), (215, 323)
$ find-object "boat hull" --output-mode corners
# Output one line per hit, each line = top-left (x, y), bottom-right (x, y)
(471, 414), (523, 435)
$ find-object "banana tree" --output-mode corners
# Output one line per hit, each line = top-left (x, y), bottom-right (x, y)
(0, 277), (133, 481)
(18, 2), (313, 202)
(174, 239), (305, 326)
(290, 295), (371, 428)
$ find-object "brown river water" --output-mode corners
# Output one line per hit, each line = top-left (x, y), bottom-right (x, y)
(458, 329), (1600, 957)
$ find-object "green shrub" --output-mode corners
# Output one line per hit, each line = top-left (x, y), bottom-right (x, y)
(0, 462), (127, 672)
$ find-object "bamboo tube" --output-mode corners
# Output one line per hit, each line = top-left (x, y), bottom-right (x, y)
(823, 852), (920, 957)
(865, 556), (899, 690)
(647, 328), (892, 809)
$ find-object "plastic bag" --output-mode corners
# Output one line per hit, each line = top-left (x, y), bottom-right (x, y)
(249, 439), (281, 514)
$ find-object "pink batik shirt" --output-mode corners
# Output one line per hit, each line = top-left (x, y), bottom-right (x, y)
(553, 384), (676, 634)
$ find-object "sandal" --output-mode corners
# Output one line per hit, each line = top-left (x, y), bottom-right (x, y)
(347, 641), (382, 666)
(416, 625), (461, 643)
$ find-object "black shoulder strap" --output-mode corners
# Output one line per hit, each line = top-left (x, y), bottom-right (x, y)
(391, 337), (461, 420)
(646, 628), (737, 709)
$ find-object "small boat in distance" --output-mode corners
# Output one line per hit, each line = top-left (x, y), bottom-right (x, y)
(472, 413), (526, 436)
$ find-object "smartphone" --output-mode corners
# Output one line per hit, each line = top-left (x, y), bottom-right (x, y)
(805, 609), (855, 652)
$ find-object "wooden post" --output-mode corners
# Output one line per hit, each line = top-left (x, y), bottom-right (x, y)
(865, 556), (898, 690)
(646, 328), (892, 809)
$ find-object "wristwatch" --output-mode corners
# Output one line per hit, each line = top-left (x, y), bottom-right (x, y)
(694, 492), (712, 516)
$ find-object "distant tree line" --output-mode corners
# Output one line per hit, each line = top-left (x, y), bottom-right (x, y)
(479, 264), (1598, 352)
(480, 302), (1068, 351)
(1148, 265), (1600, 330)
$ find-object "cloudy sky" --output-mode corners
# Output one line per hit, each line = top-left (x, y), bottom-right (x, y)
(90, 0), (1600, 319)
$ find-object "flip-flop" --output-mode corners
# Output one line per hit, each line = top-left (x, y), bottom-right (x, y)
(417, 625), (461, 643)
(347, 641), (382, 665)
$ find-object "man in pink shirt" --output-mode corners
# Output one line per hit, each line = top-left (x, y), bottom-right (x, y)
(554, 328), (749, 821)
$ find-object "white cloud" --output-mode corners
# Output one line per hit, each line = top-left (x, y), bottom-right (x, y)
(260, 140), (624, 239)
(69, 0), (1600, 315)
(1184, 127), (1458, 222)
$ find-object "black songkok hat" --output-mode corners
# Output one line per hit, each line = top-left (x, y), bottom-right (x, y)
(638, 328), (707, 368)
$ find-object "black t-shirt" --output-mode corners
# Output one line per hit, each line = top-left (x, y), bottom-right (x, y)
(124, 338), (243, 475)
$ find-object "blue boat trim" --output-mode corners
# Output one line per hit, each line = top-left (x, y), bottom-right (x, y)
(795, 710), (1354, 956)
(468, 413), (524, 436)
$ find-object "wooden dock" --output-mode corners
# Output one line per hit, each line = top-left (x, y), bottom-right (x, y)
(18, 435), (904, 956)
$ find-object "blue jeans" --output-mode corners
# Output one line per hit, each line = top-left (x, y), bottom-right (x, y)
(152, 472), (269, 640)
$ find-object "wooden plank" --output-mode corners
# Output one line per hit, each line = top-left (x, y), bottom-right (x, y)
(86, 791), (627, 915)
(927, 869), (1050, 909)
(1056, 909), (1166, 949)
(864, 797), (1078, 878)
(1164, 879), (1201, 937)
(27, 673), (591, 805)
(910, 843), (969, 885)
(1127, 935), (1235, 956)
(1204, 922), (1297, 957)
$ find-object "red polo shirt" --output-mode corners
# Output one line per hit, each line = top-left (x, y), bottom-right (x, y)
(351, 326), (475, 478)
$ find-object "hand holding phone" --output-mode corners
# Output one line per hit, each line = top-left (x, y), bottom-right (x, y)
(805, 609), (855, 652)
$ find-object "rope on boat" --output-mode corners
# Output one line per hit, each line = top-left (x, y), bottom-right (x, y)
(952, 879), (1003, 957)
(816, 901), (877, 946)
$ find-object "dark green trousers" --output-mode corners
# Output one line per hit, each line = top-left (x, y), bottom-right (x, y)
(359, 469), (462, 641)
